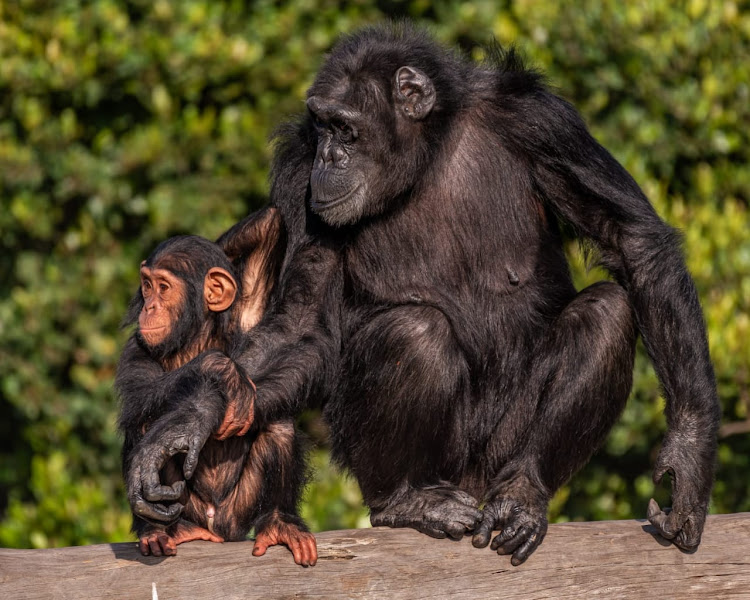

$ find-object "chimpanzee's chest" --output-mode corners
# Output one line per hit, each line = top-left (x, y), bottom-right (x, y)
(342, 210), (548, 308)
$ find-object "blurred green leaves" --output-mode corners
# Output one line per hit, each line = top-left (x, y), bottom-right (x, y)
(1, 1), (748, 547)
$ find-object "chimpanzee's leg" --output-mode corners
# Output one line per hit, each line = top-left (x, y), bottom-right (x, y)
(325, 305), (483, 540)
(209, 422), (317, 567)
(474, 281), (636, 564)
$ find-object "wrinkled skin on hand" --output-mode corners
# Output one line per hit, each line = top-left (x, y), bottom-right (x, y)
(471, 474), (549, 566)
(645, 436), (713, 551)
(214, 393), (255, 440)
(472, 495), (548, 566)
(128, 416), (213, 525)
(198, 351), (256, 441)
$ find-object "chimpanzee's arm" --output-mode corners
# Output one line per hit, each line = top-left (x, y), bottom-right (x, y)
(517, 90), (720, 549)
(115, 338), (203, 433)
(231, 239), (342, 427)
(221, 120), (343, 430)
(117, 340), (246, 525)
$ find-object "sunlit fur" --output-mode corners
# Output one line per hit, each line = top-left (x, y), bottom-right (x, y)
(257, 22), (719, 562)
(116, 208), (314, 562)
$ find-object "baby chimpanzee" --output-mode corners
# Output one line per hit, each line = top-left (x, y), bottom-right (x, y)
(116, 207), (317, 566)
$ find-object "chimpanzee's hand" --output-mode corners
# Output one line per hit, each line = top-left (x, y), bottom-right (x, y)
(215, 389), (255, 440)
(646, 440), (712, 551)
(197, 350), (256, 440)
(127, 418), (213, 524)
(215, 373), (256, 441)
(127, 456), (184, 526)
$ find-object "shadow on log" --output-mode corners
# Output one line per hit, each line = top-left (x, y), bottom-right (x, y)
(1, 514), (749, 599)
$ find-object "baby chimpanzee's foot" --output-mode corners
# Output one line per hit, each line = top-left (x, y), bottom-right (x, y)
(252, 512), (318, 567)
(139, 520), (223, 557)
(370, 483), (483, 540)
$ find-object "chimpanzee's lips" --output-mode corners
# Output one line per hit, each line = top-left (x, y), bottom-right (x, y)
(311, 192), (353, 211)
(140, 326), (166, 333)
(310, 170), (361, 209)
(310, 184), (362, 212)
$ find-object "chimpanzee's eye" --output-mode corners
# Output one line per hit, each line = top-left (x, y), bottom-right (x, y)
(336, 122), (357, 143)
(310, 111), (325, 130)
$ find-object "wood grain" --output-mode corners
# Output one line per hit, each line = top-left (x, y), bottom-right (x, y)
(1, 514), (748, 599)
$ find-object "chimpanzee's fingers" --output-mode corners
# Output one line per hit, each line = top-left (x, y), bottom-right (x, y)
(647, 498), (703, 551)
(647, 498), (688, 540)
(143, 478), (185, 503)
(140, 451), (185, 502)
(237, 417), (253, 437)
(133, 498), (183, 524)
(205, 531), (224, 544)
(129, 463), (181, 523)
(183, 438), (202, 480)
(447, 520), (470, 540)
(652, 465), (670, 485)
(297, 536), (313, 567)
(491, 525), (522, 552)
(415, 521), (448, 539)
(148, 537), (163, 557)
(252, 538), (269, 557)
(673, 518), (702, 552)
(472, 503), (504, 549)
(215, 404), (237, 440)
(298, 541), (310, 567)
(126, 463), (144, 504)
(289, 540), (304, 566)
(511, 528), (545, 566)
(160, 532), (178, 556)
(299, 538), (315, 567)
(139, 537), (151, 556)
(472, 514), (495, 548)
(306, 537), (318, 567)
(136, 435), (184, 473)
(182, 446), (200, 479)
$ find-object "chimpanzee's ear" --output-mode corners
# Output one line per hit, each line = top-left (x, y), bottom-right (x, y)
(204, 267), (237, 312)
(394, 66), (436, 120)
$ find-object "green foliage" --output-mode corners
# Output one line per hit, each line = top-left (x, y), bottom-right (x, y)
(1, 0), (748, 547)
(301, 449), (370, 533)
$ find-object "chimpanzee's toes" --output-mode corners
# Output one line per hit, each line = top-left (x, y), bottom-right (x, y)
(475, 494), (548, 565)
(370, 484), (482, 540)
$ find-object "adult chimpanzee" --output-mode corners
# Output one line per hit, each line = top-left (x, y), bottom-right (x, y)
(134, 23), (720, 565)
(116, 207), (317, 566)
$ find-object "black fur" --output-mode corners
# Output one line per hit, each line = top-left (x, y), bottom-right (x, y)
(135, 23), (720, 565)
(261, 23), (718, 563)
(116, 211), (311, 555)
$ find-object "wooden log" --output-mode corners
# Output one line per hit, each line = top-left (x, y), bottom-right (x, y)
(1, 513), (748, 599)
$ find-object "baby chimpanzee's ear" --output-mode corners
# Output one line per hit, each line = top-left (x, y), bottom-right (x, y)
(204, 267), (237, 312)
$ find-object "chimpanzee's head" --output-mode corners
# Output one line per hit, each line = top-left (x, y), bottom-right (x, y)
(125, 236), (238, 361)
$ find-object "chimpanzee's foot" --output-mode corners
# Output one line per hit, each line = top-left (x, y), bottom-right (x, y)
(472, 478), (549, 566)
(139, 520), (223, 557)
(370, 483), (483, 540)
(253, 518), (318, 567)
